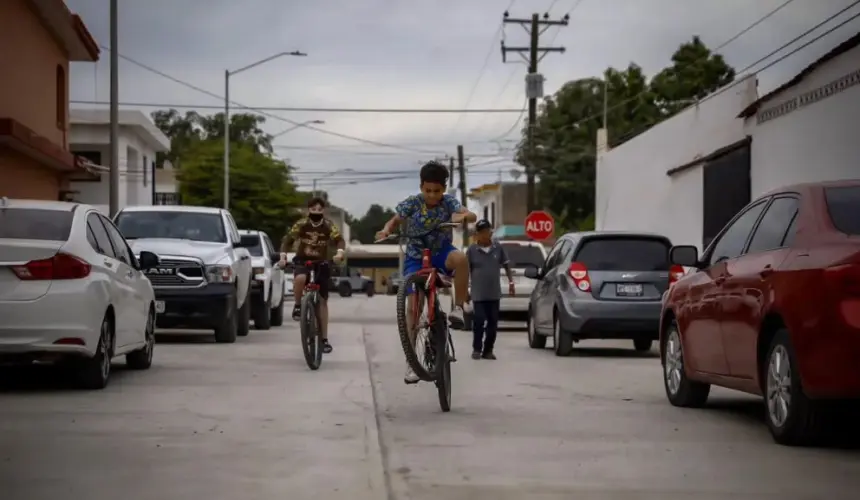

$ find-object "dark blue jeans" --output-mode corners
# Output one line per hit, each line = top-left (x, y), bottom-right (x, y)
(472, 300), (500, 353)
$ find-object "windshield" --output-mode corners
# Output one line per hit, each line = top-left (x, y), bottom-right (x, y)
(240, 234), (263, 256)
(574, 237), (671, 271)
(501, 243), (545, 268)
(0, 208), (73, 241)
(825, 186), (860, 235)
(115, 211), (227, 243)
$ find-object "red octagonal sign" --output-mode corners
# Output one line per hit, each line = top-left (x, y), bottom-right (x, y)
(524, 210), (554, 241)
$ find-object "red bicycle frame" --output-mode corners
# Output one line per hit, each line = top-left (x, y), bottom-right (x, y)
(411, 249), (443, 324)
(304, 260), (321, 291)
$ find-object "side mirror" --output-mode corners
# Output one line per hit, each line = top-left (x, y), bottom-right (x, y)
(523, 264), (541, 279)
(138, 251), (160, 270)
(669, 245), (699, 267)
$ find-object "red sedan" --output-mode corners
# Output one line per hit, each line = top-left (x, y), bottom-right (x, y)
(660, 179), (860, 446)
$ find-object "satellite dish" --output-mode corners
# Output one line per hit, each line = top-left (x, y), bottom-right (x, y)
(509, 168), (522, 180)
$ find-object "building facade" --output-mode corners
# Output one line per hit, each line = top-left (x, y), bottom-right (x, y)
(0, 0), (99, 200)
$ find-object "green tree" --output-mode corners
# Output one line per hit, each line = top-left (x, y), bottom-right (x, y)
(349, 204), (395, 244)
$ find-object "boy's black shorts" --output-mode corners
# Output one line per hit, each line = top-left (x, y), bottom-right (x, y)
(293, 259), (331, 300)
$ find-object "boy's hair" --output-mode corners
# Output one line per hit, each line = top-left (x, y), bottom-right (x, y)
(307, 196), (327, 209)
(419, 161), (449, 186)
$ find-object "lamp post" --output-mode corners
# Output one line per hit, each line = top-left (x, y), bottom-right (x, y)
(224, 50), (306, 210)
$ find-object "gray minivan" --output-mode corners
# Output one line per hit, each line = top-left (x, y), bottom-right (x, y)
(524, 231), (683, 356)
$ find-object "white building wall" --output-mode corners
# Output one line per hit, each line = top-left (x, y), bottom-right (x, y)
(746, 45), (860, 195)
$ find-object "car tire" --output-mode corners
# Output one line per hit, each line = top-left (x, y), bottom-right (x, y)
(214, 294), (238, 344)
(237, 283), (252, 337)
(74, 313), (114, 390)
(633, 338), (653, 352)
(552, 311), (574, 356)
(254, 286), (273, 330)
(765, 328), (824, 446)
(338, 282), (352, 297)
(365, 282), (375, 297)
(270, 289), (285, 327)
(126, 308), (155, 370)
(526, 310), (547, 349)
(662, 319), (710, 408)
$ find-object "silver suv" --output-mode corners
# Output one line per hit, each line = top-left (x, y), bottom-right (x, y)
(524, 231), (680, 356)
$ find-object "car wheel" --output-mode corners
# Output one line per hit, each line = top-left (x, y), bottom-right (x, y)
(633, 338), (653, 352)
(552, 311), (573, 356)
(75, 313), (114, 390)
(270, 289), (285, 327)
(662, 319), (710, 408)
(214, 294), (238, 343)
(365, 282), (375, 297)
(526, 309), (547, 349)
(338, 282), (352, 297)
(126, 308), (155, 370)
(237, 283), (252, 337)
(254, 286), (273, 330)
(765, 328), (823, 446)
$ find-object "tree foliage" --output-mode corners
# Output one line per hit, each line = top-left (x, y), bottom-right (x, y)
(516, 36), (736, 232)
(347, 204), (396, 244)
(152, 109), (301, 244)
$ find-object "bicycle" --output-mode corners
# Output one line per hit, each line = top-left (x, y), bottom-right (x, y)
(296, 259), (330, 370)
(376, 221), (459, 412)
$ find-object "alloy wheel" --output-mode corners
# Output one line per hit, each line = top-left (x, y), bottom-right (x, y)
(664, 328), (683, 396)
(144, 313), (155, 363)
(99, 321), (112, 380)
(767, 345), (792, 428)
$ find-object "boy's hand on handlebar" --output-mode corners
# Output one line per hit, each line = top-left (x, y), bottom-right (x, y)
(450, 213), (466, 224)
(374, 229), (390, 241)
(333, 250), (345, 264)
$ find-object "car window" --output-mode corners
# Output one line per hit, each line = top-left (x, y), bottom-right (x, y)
(87, 213), (115, 258)
(262, 234), (276, 256)
(0, 208), (74, 240)
(241, 234), (264, 256)
(545, 240), (568, 270)
(746, 197), (799, 253)
(574, 237), (671, 271)
(100, 216), (132, 265)
(115, 211), (227, 243)
(225, 213), (240, 242)
(825, 186), (860, 235)
(782, 213), (798, 247)
(500, 243), (545, 268)
(708, 201), (767, 266)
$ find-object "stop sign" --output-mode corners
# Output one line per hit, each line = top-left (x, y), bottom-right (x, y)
(524, 210), (554, 241)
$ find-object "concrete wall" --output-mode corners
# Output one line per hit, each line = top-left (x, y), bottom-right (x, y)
(596, 76), (757, 251)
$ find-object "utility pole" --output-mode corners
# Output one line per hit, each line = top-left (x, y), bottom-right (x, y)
(456, 145), (467, 246)
(108, 0), (119, 217)
(501, 11), (568, 213)
(448, 157), (455, 189)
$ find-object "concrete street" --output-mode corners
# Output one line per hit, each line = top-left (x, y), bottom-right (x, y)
(2, 296), (859, 500)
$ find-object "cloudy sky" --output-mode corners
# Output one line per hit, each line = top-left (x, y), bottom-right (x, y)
(65, 0), (859, 216)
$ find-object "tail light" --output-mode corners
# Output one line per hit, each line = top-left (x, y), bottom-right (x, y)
(11, 253), (91, 280)
(826, 264), (860, 296)
(568, 262), (591, 292)
(669, 264), (685, 285)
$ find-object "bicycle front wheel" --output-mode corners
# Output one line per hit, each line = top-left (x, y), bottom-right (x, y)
(396, 273), (437, 382)
(434, 311), (452, 412)
(300, 292), (322, 370)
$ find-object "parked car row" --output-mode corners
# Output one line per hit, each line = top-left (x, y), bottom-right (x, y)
(520, 179), (860, 446)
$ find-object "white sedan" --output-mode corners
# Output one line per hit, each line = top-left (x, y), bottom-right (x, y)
(0, 198), (161, 389)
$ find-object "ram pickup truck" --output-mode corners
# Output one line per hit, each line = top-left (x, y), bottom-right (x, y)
(114, 206), (254, 343)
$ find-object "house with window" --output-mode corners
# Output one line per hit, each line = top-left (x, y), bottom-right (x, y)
(0, 0), (100, 200)
(68, 108), (171, 212)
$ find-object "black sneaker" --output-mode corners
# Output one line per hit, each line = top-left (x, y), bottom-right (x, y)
(322, 339), (333, 354)
(471, 351), (481, 360)
(291, 304), (301, 321)
(482, 352), (497, 360)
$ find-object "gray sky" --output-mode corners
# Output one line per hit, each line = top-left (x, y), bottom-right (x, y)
(66, 0), (859, 216)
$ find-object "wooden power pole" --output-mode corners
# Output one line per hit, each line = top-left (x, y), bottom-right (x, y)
(457, 145), (467, 245)
(448, 157), (455, 188)
(501, 11), (568, 213)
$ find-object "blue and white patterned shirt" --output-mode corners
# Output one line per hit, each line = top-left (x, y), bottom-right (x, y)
(395, 193), (462, 260)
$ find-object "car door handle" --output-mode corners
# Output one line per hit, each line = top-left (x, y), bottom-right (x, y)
(103, 259), (114, 268)
(759, 266), (774, 278)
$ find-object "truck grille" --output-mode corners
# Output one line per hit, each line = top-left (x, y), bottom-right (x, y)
(142, 258), (205, 288)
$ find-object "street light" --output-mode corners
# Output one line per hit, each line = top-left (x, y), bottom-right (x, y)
(224, 50), (307, 210)
(271, 119), (325, 139)
(312, 168), (355, 197)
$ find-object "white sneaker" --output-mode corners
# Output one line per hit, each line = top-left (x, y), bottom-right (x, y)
(448, 305), (465, 329)
(404, 365), (419, 384)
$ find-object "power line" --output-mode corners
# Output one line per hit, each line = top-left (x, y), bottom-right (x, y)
(713, 0), (797, 51)
(547, 0), (586, 45)
(447, 24), (506, 138)
(69, 99), (523, 114)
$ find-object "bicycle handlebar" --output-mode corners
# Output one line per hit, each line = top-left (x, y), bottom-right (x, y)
(374, 221), (460, 243)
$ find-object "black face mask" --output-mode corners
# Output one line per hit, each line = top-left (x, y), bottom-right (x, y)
(308, 213), (323, 222)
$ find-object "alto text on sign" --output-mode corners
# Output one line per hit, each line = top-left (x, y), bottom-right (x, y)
(524, 211), (554, 241)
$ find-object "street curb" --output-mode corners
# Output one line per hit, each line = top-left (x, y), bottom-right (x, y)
(362, 326), (412, 500)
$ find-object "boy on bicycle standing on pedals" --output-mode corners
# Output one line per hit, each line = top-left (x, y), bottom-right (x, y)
(375, 161), (477, 384)
(280, 196), (345, 354)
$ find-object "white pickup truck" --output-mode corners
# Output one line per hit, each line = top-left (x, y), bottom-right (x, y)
(114, 206), (254, 343)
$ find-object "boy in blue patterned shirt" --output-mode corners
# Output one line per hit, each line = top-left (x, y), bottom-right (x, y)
(376, 161), (477, 383)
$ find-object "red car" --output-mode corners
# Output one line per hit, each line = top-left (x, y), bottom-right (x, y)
(660, 179), (860, 446)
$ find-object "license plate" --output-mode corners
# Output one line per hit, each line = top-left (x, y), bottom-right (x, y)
(616, 284), (643, 296)
(155, 300), (166, 313)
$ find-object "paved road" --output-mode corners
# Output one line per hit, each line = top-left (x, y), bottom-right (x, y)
(1, 297), (859, 500)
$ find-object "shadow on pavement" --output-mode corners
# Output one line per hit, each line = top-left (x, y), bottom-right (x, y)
(0, 364), (135, 393)
(154, 330), (216, 344)
(568, 346), (660, 359)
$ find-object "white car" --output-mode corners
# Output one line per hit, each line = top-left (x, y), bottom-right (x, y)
(238, 230), (285, 329)
(0, 198), (160, 389)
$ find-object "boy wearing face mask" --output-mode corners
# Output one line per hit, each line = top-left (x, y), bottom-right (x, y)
(280, 197), (345, 354)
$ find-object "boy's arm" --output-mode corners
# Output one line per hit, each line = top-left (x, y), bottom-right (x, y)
(499, 244), (514, 283)
(382, 196), (416, 234)
(329, 221), (346, 251)
(280, 220), (303, 253)
(446, 195), (477, 223)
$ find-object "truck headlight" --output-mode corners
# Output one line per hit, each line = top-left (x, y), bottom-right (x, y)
(205, 264), (234, 283)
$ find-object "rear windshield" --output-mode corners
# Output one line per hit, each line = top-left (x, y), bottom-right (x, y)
(501, 243), (545, 267)
(825, 186), (860, 235)
(115, 211), (226, 243)
(0, 208), (73, 241)
(574, 237), (670, 271)
(240, 235), (263, 256)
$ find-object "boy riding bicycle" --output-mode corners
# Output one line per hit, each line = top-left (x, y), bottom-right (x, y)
(375, 161), (477, 383)
(280, 196), (345, 354)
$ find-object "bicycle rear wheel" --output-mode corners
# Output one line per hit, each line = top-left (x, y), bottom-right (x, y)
(434, 310), (452, 412)
(300, 292), (322, 370)
(396, 273), (437, 382)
